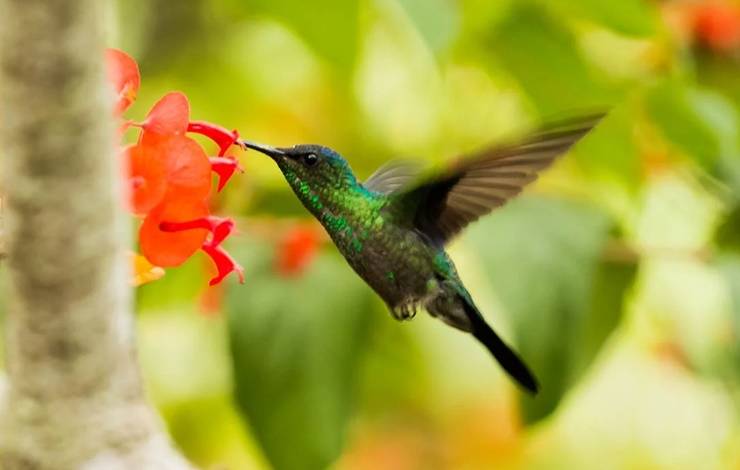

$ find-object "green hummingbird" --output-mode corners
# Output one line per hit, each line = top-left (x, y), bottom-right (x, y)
(242, 115), (602, 394)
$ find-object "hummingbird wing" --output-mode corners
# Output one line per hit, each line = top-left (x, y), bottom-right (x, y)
(364, 160), (423, 194)
(392, 114), (603, 245)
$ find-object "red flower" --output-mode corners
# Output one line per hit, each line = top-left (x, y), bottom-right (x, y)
(138, 94), (243, 193)
(106, 48), (247, 286)
(188, 121), (241, 156)
(106, 49), (140, 115)
(140, 198), (211, 267)
(693, 1), (740, 51)
(125, 135), (211, 214)
(276, 223), (321, 277)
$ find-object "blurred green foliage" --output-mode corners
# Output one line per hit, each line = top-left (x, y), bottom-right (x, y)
(228, 241), (376, 470)
(119, 0), (739, 468)
(466, 196), (636, 423)
(485, 5), (616, 115)
(2, 0), (738, 469)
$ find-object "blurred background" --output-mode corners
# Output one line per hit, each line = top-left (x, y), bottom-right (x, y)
(6, 0), (740, 468)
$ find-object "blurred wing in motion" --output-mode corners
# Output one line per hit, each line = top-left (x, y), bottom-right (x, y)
(392, 114), (604, 244)
(364, 160), (423, 194)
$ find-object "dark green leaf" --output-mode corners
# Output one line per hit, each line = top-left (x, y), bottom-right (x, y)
(485, 5), (613, 115)
(227, 241), (374, 470)
(466, 196), (635, 423)
(717, 205), (740, 254)
(646, 81), (740, 171)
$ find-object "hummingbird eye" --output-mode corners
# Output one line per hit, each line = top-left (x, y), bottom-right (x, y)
(303, 153), (319, 167)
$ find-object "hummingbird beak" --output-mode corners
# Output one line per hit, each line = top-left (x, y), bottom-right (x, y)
(239, 140), (287, 159)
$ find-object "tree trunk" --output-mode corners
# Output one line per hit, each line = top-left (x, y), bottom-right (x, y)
(0, 1), (193, 468)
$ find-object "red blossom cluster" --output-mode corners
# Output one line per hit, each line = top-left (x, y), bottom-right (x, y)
(692, 1), (740, 51)
(106, 48), (245, 286)
(663, 0), (740, 53)
(275, 223), (322, 277)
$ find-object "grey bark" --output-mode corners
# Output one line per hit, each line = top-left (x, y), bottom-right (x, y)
(0, 1), (193, 469)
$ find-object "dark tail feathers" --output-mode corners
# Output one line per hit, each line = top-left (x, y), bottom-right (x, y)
(463, 299), (539, 394)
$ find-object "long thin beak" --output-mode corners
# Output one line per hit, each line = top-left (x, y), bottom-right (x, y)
(239, 140), (287, 159)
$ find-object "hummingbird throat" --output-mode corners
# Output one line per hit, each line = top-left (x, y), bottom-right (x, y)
(284, 169), (326, 214)
(283, 169), (369, 255)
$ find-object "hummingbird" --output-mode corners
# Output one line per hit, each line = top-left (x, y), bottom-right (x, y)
(242, 115), (602, 394)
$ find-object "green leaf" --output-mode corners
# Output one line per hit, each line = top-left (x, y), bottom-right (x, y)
(227, 242), (374, 470)
(466, 196), (635, 423)
(244, 0), (359, 71)
(485, 5), (613, 115)
(395, 0), (459, 53)
(570, 102), (642, 193)
(545, 0), (657, 37)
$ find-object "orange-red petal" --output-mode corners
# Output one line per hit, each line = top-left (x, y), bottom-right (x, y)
(202, 244), (244, 286)
(209, 156), (242, 192)
(125, 144), (168, 215)
(142, 92), (190, 138)
(106, 49), (140, 115)
(160, 135), (212, 200)
(187, 121), (241, 156)
(135, 134), (212, 202)
(140, 198), (210, 267)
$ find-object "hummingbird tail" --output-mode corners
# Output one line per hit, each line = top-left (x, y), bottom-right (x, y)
(463, 300), (539, 394)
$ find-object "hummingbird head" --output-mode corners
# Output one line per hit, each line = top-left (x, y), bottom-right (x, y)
(243, 141), (356, 186)
(242, 141), (360, 216)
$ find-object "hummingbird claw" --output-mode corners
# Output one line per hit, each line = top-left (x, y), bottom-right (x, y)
(391, 301), (418, 321)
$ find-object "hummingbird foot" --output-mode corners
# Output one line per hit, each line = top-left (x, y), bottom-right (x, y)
(390, 300), (419, 321)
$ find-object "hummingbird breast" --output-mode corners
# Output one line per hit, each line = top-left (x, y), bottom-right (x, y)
(327, 212), (437, 310)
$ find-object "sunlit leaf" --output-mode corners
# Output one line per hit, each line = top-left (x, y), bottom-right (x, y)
(717, 205), (740, 338)
(715, 254), (740, 395)
(466, 196), (635, 423)
(719, 255), (740, 344)
(545, 0), (657, 37)
(395, 0), (459, 53)
(244, 0), (359, 71)
(570, 103), (642, 193)
(227, 241), (375, 470)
